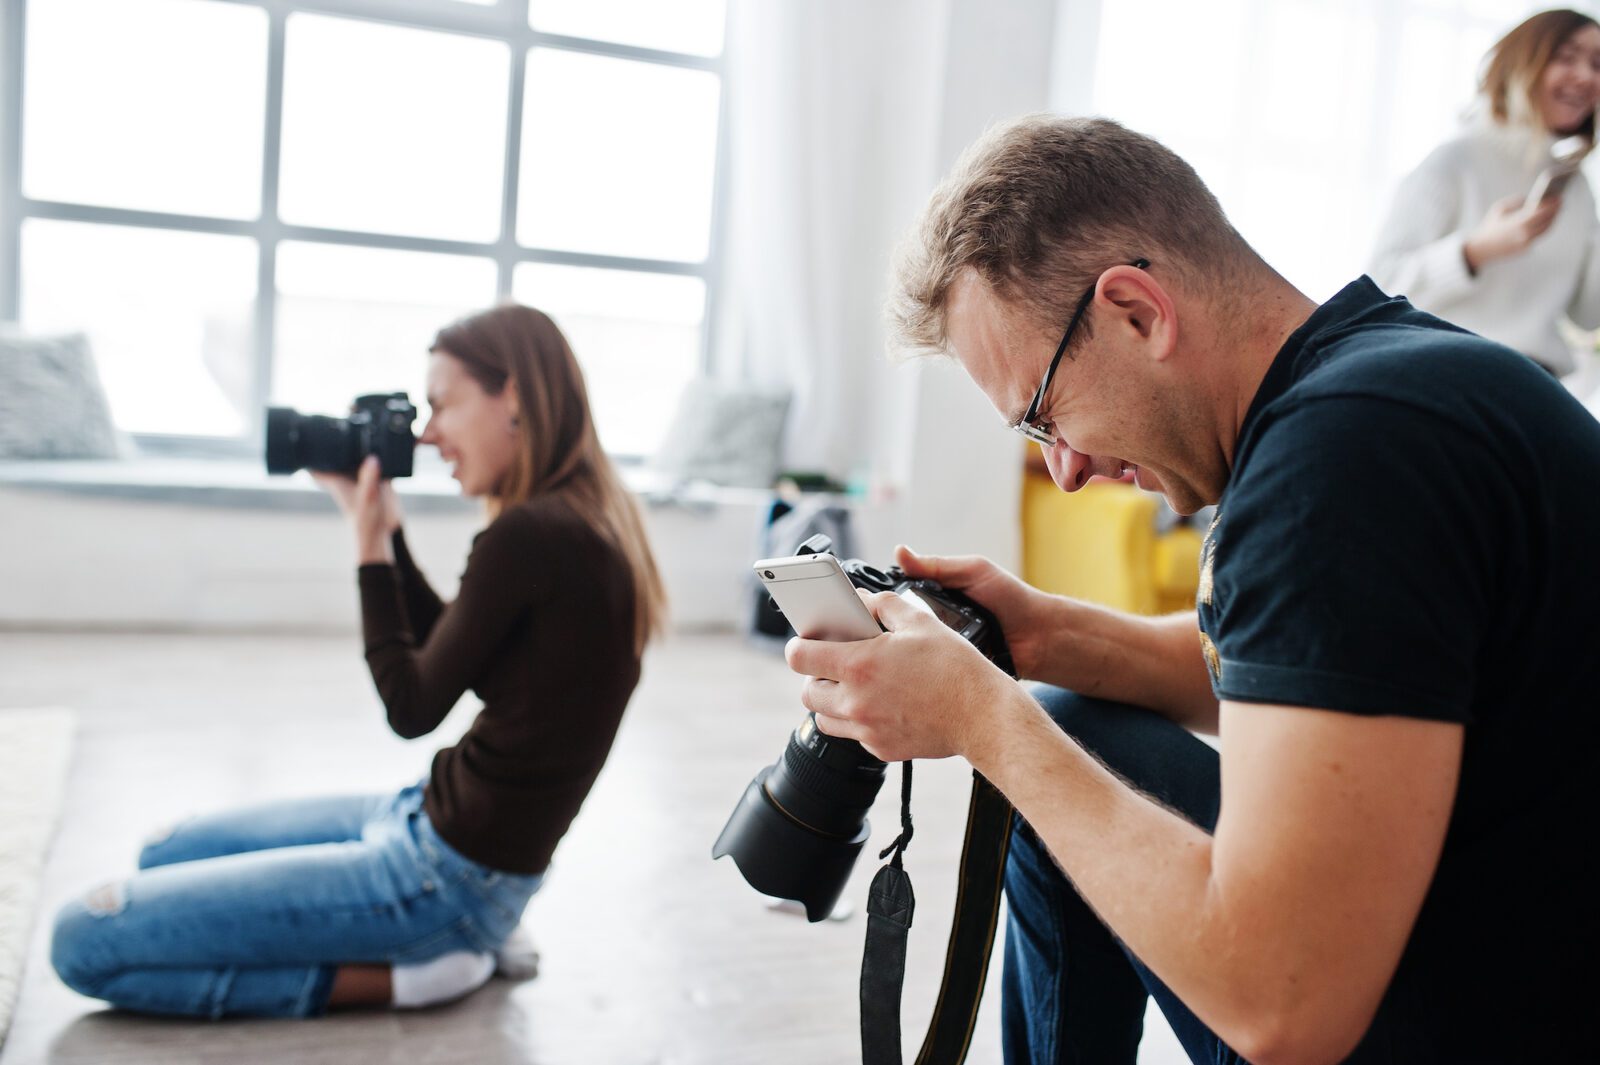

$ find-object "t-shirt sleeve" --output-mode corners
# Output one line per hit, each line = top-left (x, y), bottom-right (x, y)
(1207, 395), (1500, 723)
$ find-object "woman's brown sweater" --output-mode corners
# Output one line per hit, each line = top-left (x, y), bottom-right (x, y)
(357, 497), (641, 874)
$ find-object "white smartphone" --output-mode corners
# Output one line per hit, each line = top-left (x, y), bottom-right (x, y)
(755, 554), (882, 641)
(1525, 135), (1590, 209)
(1525, 163), (1580, 207)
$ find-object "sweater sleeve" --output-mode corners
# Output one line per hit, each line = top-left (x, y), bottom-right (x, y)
(359, 512), (540, 740)
(1368, 146), (1477, 308)
(1565, 186), (1600, 329)
(390, 528), (445, 642)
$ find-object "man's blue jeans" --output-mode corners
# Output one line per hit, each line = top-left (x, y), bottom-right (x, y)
(51, 784), (541, 1018)
(1001, 687), (1248, 1065)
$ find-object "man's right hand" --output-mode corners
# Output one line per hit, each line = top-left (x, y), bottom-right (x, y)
(894, 545), (1055, 680)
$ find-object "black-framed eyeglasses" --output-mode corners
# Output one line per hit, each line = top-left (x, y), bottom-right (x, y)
(1008, 257), (1150, 445)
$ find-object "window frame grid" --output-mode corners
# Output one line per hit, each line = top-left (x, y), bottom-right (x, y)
(0, 0), (729, 458)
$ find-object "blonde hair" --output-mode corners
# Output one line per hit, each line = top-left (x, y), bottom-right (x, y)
(1481, 8), (1599, 137)
(431, 304), (666, 655)
(889, 115), (1258, 359)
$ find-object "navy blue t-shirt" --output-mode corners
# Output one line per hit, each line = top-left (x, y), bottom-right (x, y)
(1196, 278), (1598, 1062)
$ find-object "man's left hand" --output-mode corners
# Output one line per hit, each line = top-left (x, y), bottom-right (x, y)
(784, 590), (1017, 762)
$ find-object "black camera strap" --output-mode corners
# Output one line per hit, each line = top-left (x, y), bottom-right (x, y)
(860, 761), (916, 1064)
(860, 765), (1015, 1065)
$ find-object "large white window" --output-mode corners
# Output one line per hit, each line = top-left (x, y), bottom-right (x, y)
(1078, 0), (1554, 302)
(1, 0), (727, 457)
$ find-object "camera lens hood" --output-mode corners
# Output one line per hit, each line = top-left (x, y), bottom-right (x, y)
(264, 408), (302, 475)
(712, 766), (870, 922)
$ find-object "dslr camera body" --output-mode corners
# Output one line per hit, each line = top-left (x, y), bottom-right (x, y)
(265, 393), (418, 479)
(714, 536), (1014, 921)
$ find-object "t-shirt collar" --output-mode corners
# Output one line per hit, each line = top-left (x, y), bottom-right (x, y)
(1236, 276), (1394, 445)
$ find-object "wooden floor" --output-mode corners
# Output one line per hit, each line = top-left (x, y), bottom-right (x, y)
(0, 630), (1185, 1064)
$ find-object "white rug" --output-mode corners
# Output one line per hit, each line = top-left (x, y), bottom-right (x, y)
(0, 708), (76, 1052)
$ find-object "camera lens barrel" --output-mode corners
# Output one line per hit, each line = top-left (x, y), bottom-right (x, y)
(263, 407), (302, 475)
(765, 728), (885, 839)
(262, 394), (417, 478)
(711, 714), (886, 922)
(714, 555), (1015, 921)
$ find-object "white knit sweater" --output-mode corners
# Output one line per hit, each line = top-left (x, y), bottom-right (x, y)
(1368, 119), (1600, 375)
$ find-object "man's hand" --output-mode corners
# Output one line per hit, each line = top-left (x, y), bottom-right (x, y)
(892, 545), (1056, 681)
(784, 587), (1021, 762)
(896, 544), (1219, 729)
(313, 455), (401, 565)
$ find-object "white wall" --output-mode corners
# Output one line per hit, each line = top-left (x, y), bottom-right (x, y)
(0, 480), (826, 633)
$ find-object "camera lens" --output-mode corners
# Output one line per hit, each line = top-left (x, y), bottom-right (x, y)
(712, 714), (885, 921)
(763, 570), (775, 580)
(265, 395), (417, 479)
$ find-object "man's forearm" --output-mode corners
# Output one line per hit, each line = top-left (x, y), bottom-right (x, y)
(965, 692), (1453, 1065)
(1031, 599), (1219, 732)
(968, 697), (1314, 1062)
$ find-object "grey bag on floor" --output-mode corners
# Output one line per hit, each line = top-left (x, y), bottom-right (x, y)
(748, 496), (857, 640)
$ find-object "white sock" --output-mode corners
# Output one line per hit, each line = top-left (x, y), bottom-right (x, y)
(391, 950), (495, 1009)
(493, 923), (541, 980)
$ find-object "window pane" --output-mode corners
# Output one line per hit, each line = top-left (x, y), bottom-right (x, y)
(18, 220), (258, 436)
(529, 0), (726, 57)
(22, 0), (267, 219)
(513, 263), (704, 455)
(278, 15), (510, 242)
(273, 243), (497, 419)
(518, 49), (720, 262)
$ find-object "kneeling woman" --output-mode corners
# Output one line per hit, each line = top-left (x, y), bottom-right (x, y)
(51, 304), (665, 1017)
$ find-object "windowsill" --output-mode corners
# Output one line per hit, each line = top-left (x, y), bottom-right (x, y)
(0, 455), (779, 512)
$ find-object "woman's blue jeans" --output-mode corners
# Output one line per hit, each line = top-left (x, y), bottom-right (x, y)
(1001, 687), (1246, 1065)
(50, 784), (542, 1019)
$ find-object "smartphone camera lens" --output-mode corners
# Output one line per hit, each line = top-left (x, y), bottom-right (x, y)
(763, 570), (775, 580)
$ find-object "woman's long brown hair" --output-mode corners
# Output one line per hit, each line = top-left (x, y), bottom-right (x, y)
(431, 304), (666, 655)
(1482, 8), (1600, 139)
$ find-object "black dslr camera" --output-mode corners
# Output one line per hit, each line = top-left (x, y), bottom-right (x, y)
(264, 393), (418, 479)
(713, 536), (1014, 921)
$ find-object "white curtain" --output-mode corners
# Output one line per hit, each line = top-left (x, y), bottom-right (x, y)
(713, 0), (950, 480)
(713, 0), (1060, 565)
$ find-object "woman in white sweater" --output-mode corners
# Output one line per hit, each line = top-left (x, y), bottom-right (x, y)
(1371, 8), (1600, 376)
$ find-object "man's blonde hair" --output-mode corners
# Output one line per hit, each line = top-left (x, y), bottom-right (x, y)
(889, 115), (1257, 358)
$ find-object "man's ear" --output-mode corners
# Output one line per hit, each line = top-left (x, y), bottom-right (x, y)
(1098, 265), (1178, 362)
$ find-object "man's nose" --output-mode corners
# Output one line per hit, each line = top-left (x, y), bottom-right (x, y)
(1043, 441), (1094, 493)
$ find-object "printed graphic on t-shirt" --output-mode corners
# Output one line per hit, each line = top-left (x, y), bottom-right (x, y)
(1197, 511), (1223, 682)
(1198, 511), (1220, 607)
(1199, 631), (1222, 682)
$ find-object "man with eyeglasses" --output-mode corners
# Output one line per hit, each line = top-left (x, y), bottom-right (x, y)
(783, 115), (1596, 1064)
